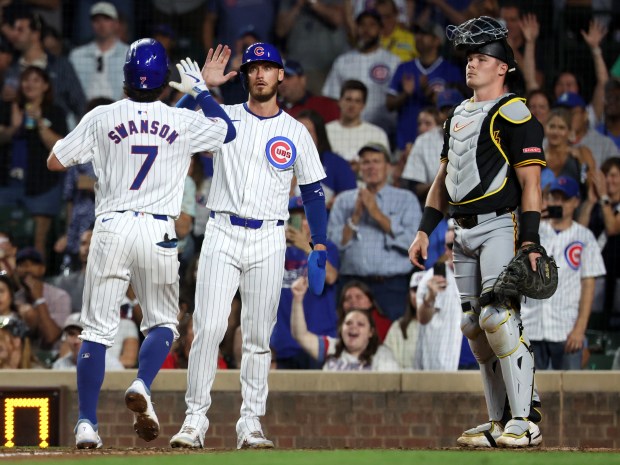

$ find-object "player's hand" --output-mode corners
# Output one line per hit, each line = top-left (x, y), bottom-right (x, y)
(409, 232), (429, 269)
(169, 58), (209, 97)
(202, 45), (238, 88)
(291, 276), (309, 301)
(307, 249), (327, 295)
(521, 241), (541, 272)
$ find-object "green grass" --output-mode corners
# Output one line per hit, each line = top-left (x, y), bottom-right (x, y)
(2, 450), (620, 465)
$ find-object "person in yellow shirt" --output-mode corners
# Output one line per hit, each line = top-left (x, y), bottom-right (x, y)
(375, 0), (418, 62)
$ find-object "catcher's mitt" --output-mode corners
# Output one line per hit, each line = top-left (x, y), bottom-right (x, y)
(493, 244), (558, 303)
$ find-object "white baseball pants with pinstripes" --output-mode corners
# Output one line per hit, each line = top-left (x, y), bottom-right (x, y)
(80, 211), (180, 346)
(183, 212), (286, 437)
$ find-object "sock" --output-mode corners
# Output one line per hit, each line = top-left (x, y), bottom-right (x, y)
(77, 341), (107, 425)
(136, 327), (174, 392)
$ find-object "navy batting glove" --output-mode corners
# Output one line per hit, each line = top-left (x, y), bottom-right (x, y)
(307, 250), (327, 295)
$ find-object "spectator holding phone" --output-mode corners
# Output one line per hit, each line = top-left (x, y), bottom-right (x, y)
(270, 197), (340, 369)
(521, 177), (605, 369)
(414, 223), (462, 370)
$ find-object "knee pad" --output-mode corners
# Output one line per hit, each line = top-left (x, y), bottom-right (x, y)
(461, 310), (482, 340)
(460, 299), (482, 340)
(479, 306), (521, 357)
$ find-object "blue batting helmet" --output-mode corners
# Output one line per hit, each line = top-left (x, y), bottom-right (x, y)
(240, 42), (283, 72)
(123, 38), (169, 90)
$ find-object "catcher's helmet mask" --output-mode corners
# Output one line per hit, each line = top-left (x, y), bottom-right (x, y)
(446, 16), (517, 72)
(239, 42), (284, 90)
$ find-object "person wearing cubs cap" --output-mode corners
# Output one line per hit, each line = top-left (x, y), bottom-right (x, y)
(520, 176), (605, 372)
(409, 16), (548, 448)
(171, 42), (327, 449)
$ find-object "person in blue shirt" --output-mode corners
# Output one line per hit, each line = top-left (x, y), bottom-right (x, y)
(386, 22), (463, 152)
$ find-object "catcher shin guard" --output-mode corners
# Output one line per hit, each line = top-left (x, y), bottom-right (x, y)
(479, 355), (507, 422)
(480, 305), (534, 418)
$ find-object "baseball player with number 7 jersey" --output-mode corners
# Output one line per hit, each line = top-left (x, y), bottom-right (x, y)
(47, 38), (236, 449)
(170, 43), (328, 450)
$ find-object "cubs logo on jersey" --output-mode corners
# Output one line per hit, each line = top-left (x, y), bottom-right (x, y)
(265, 136), (296, 169)
(564, 241), (584, 270)
(369, 63), (391, 84)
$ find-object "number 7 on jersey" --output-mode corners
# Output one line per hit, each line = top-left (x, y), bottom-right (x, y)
(130, 145), (158, 190)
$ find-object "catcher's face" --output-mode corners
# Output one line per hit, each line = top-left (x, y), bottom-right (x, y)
(465, 53), (507, 90)
(246, 62), (283, 102)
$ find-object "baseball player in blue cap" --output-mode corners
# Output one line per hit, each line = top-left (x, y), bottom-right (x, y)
(170, 43), (328, 449)
(48, 38), (236, 449)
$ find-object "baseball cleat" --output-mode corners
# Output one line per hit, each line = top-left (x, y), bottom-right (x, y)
(170, 425), (203, 448)
(237, 431), (275, 450)
(457, 421), (503, 448)
(125, 379), (160, 441)
(497, 419), (542, 448)
(75, 419), (103, 449)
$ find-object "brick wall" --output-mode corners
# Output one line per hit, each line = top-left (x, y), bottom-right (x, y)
(5, 370), (620, 449)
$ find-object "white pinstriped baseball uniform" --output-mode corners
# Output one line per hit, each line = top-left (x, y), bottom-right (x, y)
(184, 103), (325, 438)
(52, 99), (228, 345)
(520, 221), (606, 342)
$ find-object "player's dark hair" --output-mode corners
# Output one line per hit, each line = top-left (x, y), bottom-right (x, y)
(340, 79), (368, 102)
(297, 109), (332, 154)
(123, 69), (171, 102)
(331, 308), (380, 367)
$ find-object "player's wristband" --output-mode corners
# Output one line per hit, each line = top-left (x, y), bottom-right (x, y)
(519, 211), (541, 245)
(33, 297), (46, 307)
(418, 206), (444, 236)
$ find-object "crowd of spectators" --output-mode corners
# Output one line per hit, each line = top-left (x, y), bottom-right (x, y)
(1, 0), (620, 372)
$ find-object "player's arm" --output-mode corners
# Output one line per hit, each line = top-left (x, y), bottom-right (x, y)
(408, 162), (448, 269)
(47, 152), (67, 172)
(170, 58), (236, 143)
(300, 181), (328, 295)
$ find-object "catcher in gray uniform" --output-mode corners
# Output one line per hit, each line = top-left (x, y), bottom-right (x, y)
(409, 16), (546, 448)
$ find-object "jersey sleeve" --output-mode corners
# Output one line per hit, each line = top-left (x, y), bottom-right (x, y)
(294, 126), (327, 185)
(581, 228), (606, 278)
(504, 117), (546, 168)
(184, 108), (228, 154)
(52, 108), (99, 167)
